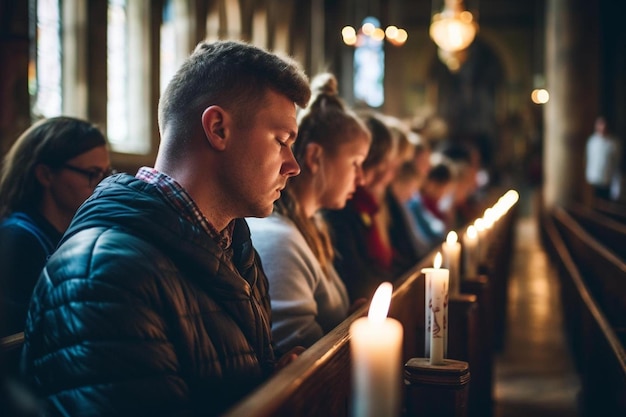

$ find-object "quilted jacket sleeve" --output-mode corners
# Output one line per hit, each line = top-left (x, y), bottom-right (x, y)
(23, 228), (193, 417)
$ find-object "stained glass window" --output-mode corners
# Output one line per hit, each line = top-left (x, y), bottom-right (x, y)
(160, 0), (176, 94)
(107, 0), (130, 151)
(354, 16), (385, 108)
(31, 0), (62, 118)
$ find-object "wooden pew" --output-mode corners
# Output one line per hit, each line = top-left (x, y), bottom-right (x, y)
(552, 207), (626, 338)
(542, 208), (626, 417)
(0, 331), (24, 376)
(223, 194), (518, 417)
(592, 197), (626, 224)
(566, 202), (626, 261)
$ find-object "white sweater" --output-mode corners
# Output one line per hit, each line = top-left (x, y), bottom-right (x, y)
(247, 214), (350, 353)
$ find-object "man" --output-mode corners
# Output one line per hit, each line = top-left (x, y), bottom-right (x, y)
(22, 40), (310, 416)
(585, 115), (622, 200)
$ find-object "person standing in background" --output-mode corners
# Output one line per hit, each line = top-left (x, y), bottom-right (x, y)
(585, 115), (622, 200)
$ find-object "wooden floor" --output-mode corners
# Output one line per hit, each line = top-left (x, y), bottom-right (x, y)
(493, 196), (581, 417)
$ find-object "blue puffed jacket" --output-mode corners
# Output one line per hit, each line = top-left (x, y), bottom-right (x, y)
(22, 174), (275, 417)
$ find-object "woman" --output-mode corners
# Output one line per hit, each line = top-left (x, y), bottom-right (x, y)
(247, 73), (371, 354)
(0, 116), (110, 337)
(324, 111), (401, 302)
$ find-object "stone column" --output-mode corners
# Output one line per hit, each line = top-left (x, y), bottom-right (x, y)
(543, 0), (600, 208)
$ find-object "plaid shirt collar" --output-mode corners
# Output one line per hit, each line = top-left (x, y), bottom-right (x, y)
(135, 167), (233, 249)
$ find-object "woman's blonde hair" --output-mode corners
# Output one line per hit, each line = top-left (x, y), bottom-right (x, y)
(275, 72), (369, 272)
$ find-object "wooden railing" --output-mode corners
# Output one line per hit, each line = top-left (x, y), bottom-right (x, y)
(224, 192), (518, 417)
(566, 202), (626, 261)
(541, 207), (626, 417)
(591, 197), (626, 224)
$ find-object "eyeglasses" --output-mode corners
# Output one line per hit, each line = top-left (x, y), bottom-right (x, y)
(61, 164), (116, 187)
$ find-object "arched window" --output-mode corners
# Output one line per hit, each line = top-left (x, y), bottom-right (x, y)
(353, 16), (385, 108)
(107, 0), (152, 154)
(30, 0), (62, 118)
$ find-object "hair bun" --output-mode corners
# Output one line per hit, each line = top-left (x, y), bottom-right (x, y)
(310, 72), (338, 97)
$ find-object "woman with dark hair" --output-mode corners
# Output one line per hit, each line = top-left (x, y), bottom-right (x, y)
(0, 116), (110, 337)
(247, 73), (371, 354)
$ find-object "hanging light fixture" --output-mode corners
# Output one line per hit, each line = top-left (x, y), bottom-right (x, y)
(430, 0), (478, 53)
(342, 17), (408, 47)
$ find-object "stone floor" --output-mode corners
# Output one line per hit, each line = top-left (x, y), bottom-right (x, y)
(492, 211), (581, 417)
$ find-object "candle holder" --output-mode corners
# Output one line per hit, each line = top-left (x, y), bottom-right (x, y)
(404, 358), (470, 417)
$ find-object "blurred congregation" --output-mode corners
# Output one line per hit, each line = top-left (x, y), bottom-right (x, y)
(0, 1), (625, 417)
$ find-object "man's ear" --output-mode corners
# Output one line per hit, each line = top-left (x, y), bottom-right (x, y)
(201, 106), (230, 151)
(34, 164), (53, 188)
(304, 142), (323, 174)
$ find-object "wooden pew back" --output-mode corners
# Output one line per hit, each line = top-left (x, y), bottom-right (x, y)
(542, 209), (626, 417)
(553, 207), (626, 332)
(567, 202), (626, 260)
(224, 192), (517, 417)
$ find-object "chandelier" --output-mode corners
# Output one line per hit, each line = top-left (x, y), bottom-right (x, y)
(342, 16), (408, 47)
(430, 0), (478, 69)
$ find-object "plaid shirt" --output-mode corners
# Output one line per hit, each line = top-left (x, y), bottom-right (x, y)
(136, 167), (233, 250)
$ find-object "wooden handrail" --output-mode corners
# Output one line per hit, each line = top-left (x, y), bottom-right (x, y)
(543, 209), (626, 416)
(0, 331), (24, 353)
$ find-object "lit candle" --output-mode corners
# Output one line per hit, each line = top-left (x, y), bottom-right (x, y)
(474, 218), (486, 263)
(422, 252), (450, 365)
(442, 231), (461, 296)
(463, 224), (478, 278)
(350, 282), (403, 417)
(422, 252), (450, 364)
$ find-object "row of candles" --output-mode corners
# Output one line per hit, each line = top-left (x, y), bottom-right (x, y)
(349, 190), (519, 417)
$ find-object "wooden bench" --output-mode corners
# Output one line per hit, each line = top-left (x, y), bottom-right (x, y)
(566, 202), (626, 261)
(592, 197), (626, 224)
(0, 331), (24, 376)
(223, 195), (518, 417)
(552, 207), (626, 338)
(541, 208), (626, 416)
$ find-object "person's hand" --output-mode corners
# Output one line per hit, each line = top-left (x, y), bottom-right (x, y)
(348, 297), (368, 317)
(276, 346), (306, 371)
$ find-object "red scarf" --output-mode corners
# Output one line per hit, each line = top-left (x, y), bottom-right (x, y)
(350, 186), (393, 270)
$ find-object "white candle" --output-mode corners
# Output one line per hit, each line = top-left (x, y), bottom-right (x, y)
(442, 231), (461, 296)
(350, 282), (403, 417)
(463, 224), (479, 278)
(422, 252), (450, 363)
(474, 218), (486, 263)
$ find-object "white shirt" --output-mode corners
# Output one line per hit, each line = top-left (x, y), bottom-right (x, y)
(585, 133), (621, 187)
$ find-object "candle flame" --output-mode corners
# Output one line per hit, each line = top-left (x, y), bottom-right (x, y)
(368, 282), (393, 323)
(434, 252), (442, 269)
(474, 217), (485, 231)
(446, 230), (458, 245)
(467, 224), (477, 239)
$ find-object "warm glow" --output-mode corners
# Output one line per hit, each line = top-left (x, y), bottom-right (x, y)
(467, 224), (477, 240)
(368, 282), (393, 323)
(371, 27), (385, 41)
(343, 20), (407, 47)
(385, 25), (398, 39)
(483, 208), (495, 228)
(531, 88), (550, 104)
(342, 26), (357, 46)
(362, 22), (376, 36)
(429, 2), (478, 52)
(434, 252), (443, 269)
(396, 29), (408, 43)
(474, 217), (485, 232)
(446, 230), (458, 245)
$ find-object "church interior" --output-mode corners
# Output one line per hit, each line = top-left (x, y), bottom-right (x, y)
(1, 1), (625, 416)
